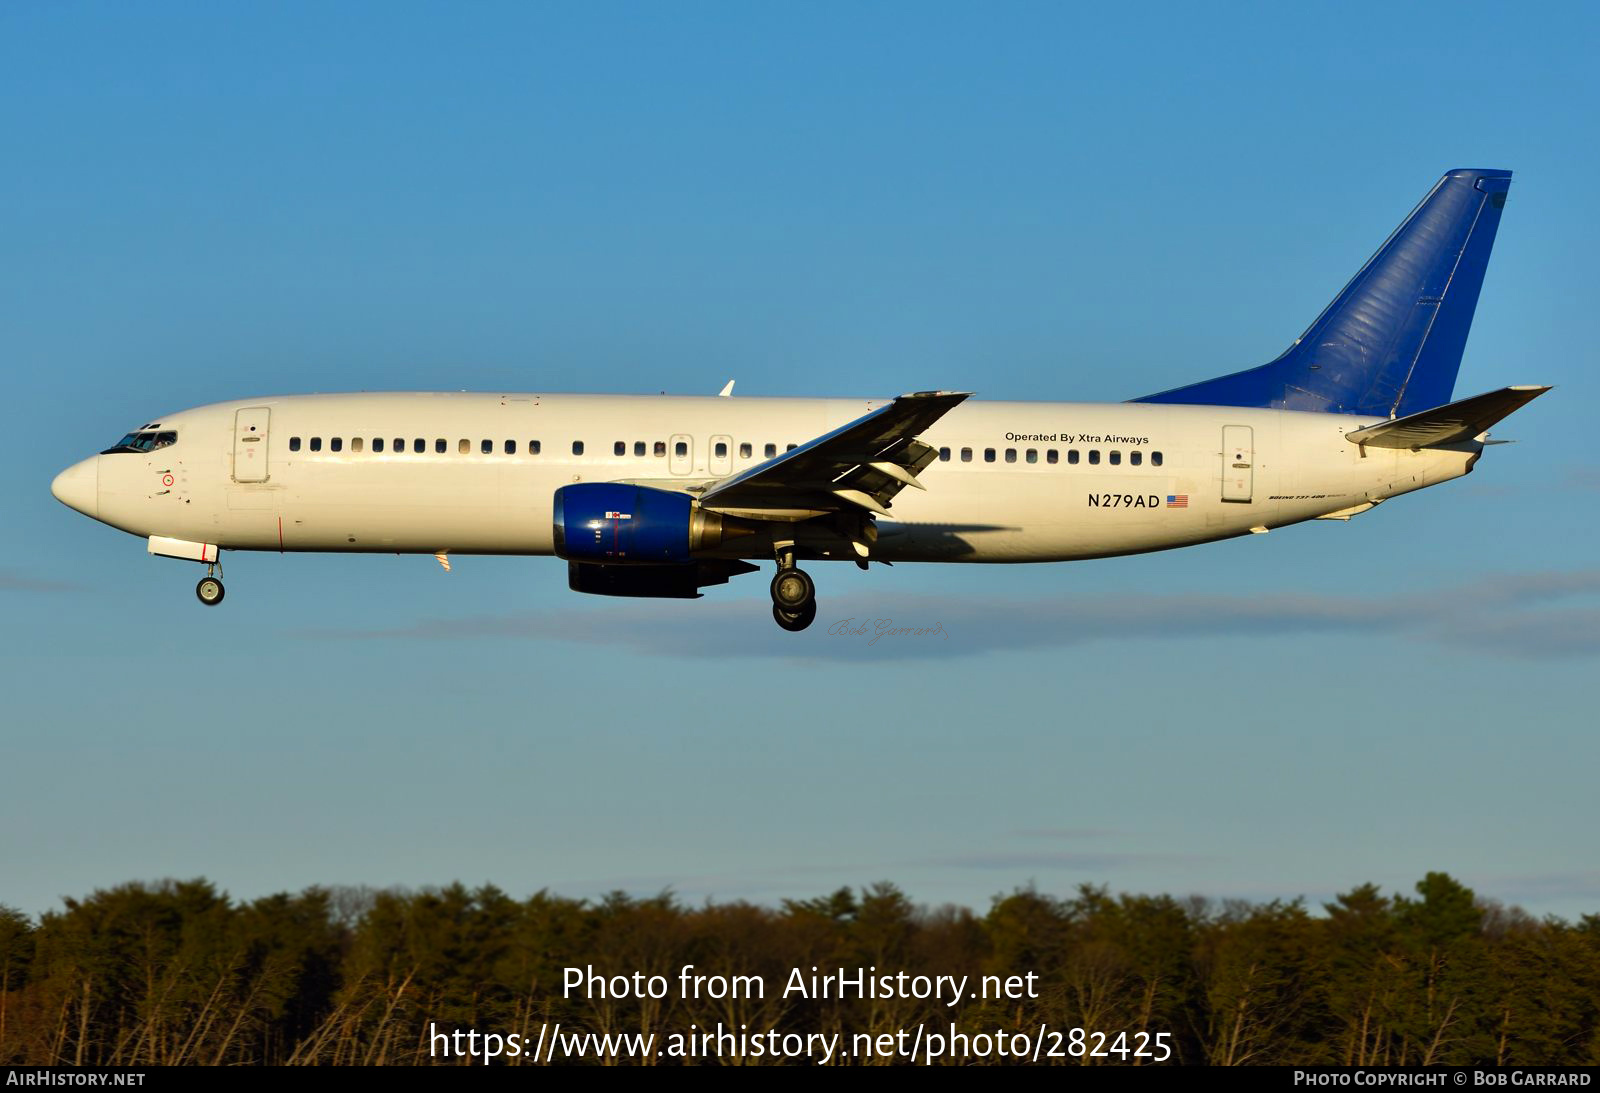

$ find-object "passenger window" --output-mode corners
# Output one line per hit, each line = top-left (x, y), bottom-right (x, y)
(459, 439), (470, 454)
(786, 443), (797, 452)
(392, 438), (403, 452)
(961, 447), (973, 462)
(635, 441), (646, 457)
(1068, 450), (1080, 465)
(1152, 451), (1163, 467)
(530, 440), (541, 455)
(614, 441), (625, 456)
(764, 443), (777, 458)
(572, 441), (584, 456)
(939, 446), (950, 461)
(739, 442), (752, 459)
(289, 437), (301, 452)
(1089, 450), (1100, 465)
(714, 441), (727, 458)
(505, 440), (516, 455)
(433, 439), (445, 454)
(1131, 451), (1142, 466)
(373, 438), (385, 453)
(413, 438), (425, 453)
(330, 437), (342, 452)
(1004, 448), (1017, 463)
(482, 439), (493, 454)
(310, 437), (322, 452)
(654, 441), (666, 457)
(675, 441), (688, 457)
(984, 448), (996, 463)
(1026, 449), (1038, 464)
(1109, 450), (1120, 466)
(352, 438), (364, 453)
(1046, 450), (1058, 464)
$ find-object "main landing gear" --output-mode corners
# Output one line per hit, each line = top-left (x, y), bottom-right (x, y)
(770, 551), (817, 632)
(195, 563), (225, 607)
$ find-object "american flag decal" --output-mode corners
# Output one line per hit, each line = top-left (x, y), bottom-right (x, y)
(1166, 494), (1188, 508)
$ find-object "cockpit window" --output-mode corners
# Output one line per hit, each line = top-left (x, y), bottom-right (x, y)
(102, 430), (177, 454)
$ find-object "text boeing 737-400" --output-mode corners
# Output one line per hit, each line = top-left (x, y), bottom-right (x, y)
(51, 169), (1548, 631)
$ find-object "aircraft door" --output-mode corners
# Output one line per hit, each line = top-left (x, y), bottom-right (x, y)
(709, 434), (733, 477)
(233, 407), (271, 483)
(669, 433), (693, 475)
(1221, 425), (1253, 503)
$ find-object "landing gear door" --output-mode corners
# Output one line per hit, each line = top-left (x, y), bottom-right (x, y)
(233, 407), (271, 483)
(1221, 425), (1252, 503)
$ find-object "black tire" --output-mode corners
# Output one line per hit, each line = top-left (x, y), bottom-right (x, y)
(770, 567), (815, 610)
(196, 577), (225, 606)
(773, 601), (817, 632)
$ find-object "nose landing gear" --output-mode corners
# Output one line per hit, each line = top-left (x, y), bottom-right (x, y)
(195, 563), (225, 606)
(770, 549), (816, 631)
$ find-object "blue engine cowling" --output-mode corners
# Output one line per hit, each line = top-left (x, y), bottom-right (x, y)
(553, 483), (697, 564)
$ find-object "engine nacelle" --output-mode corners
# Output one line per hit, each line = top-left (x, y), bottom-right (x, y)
(567, 562), (698, 598)
(553, 483), (748, 564)
(568, 559), (761, 599)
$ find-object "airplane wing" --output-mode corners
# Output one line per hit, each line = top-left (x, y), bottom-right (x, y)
(695, 390), (971, 520)
(1344, 385), (1551, 449)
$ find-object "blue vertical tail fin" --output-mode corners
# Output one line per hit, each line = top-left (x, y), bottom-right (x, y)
(1134, 168), (1511, 417)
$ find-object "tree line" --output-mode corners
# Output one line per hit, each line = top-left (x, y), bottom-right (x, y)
(0, 873), (1595, 1065)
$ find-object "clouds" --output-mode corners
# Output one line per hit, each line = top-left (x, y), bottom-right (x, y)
(1474, 869), (1600, 905)
(1566, 467), (1600, 493)
(0, 569), (80, 593)
(552, 828), (1202, 906)
(298, 569), (1600, 662)
(914, 849), (1209, 872)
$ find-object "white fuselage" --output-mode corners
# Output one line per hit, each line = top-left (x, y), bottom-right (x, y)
(69, 392), (1480, 565)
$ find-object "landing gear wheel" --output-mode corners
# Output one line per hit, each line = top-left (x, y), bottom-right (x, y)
(196, 576), (225, 606)
(770, 567), (815, 611)
(773, 601), (817, 632)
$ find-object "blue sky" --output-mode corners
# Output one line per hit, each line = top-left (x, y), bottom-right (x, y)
(3, 2), (1597, 923)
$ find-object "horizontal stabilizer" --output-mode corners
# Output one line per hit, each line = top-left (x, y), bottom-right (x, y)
(1344, 385), (1550, 449)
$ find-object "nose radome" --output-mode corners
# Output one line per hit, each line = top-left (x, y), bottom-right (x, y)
(51, 457), (98, 518)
